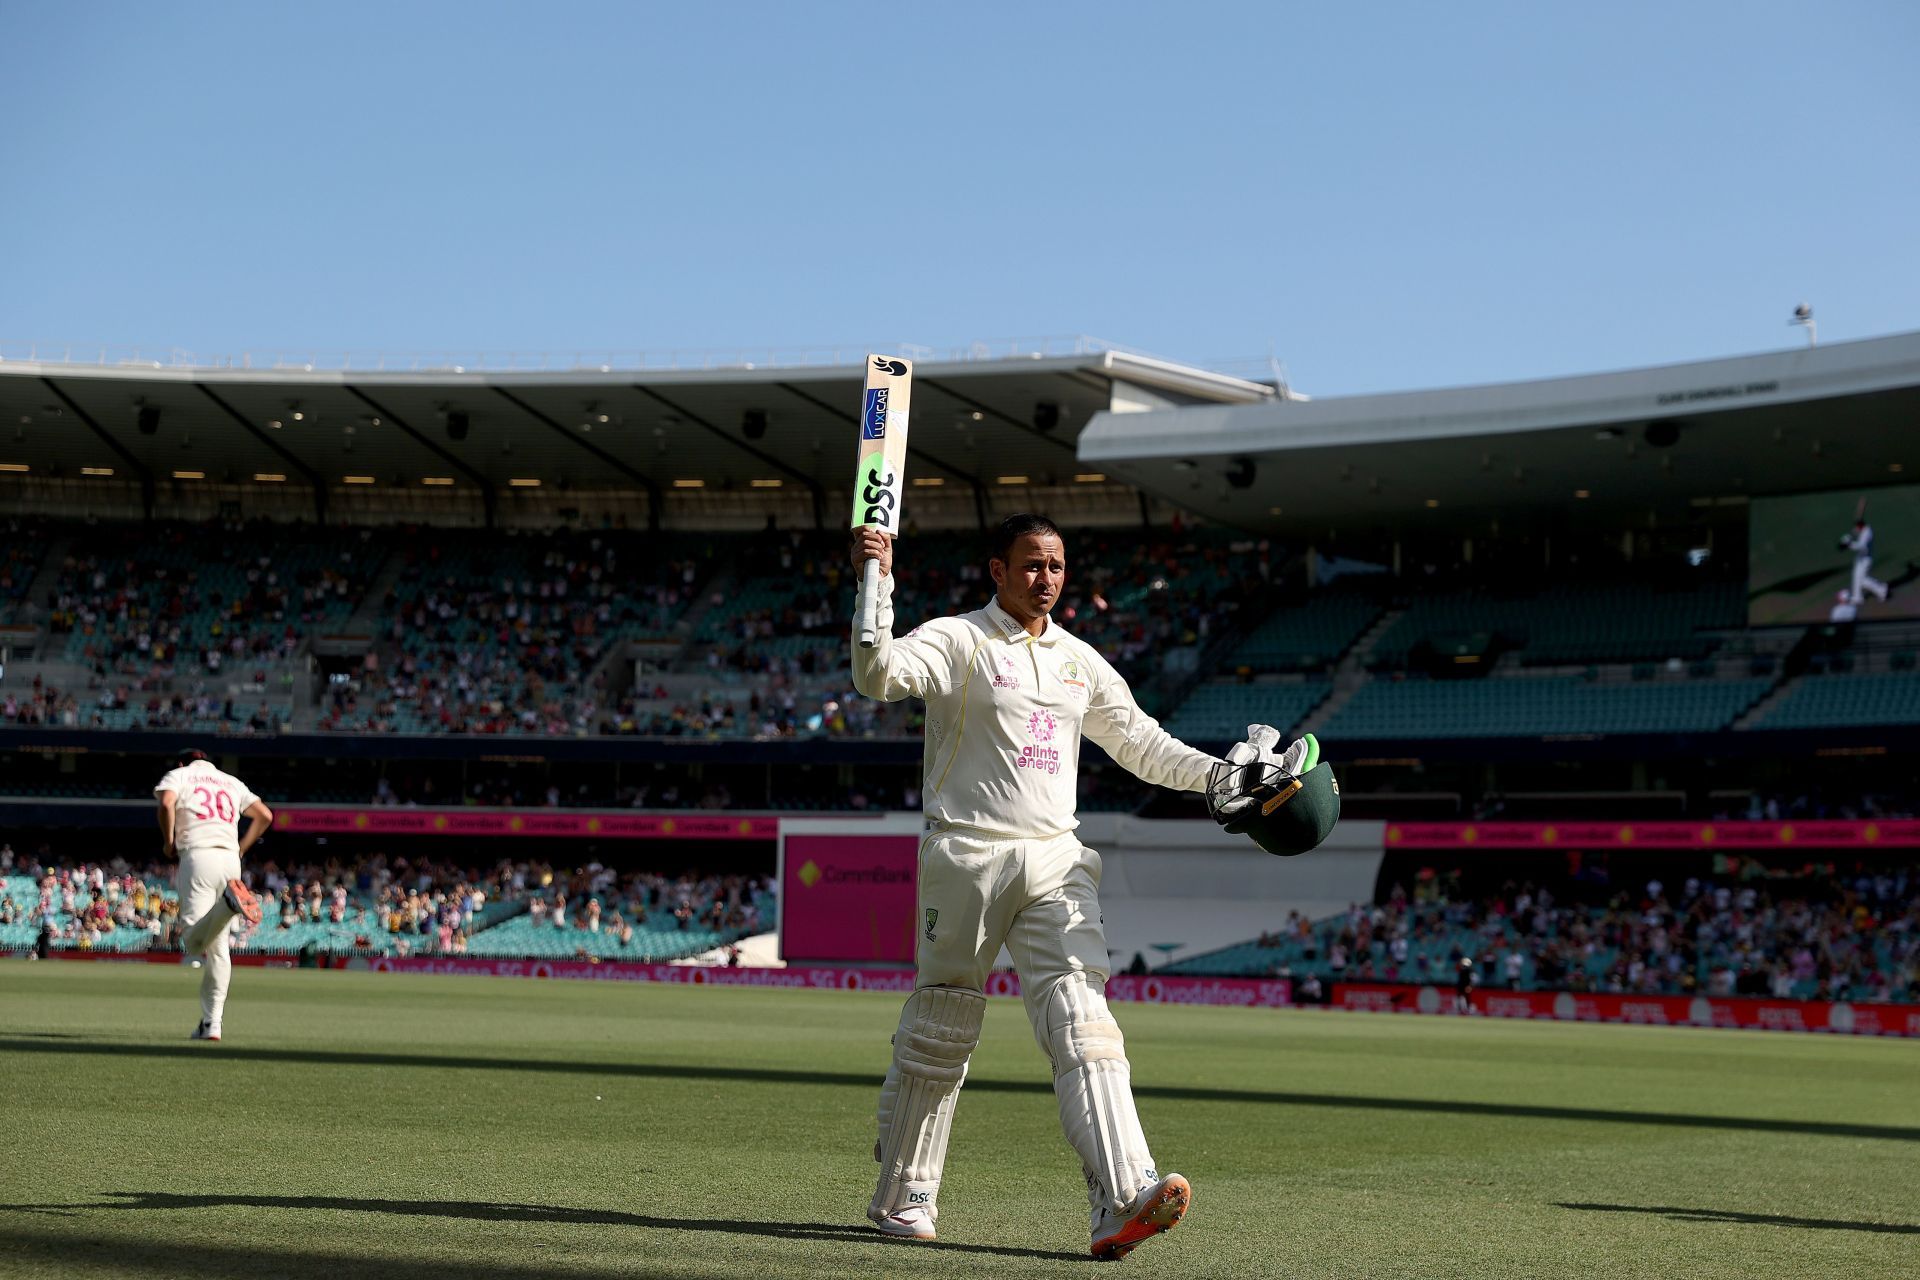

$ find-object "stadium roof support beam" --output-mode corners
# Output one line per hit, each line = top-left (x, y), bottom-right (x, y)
(195, 384), (328, 523)
(490, 387), (661, 531)
(40, 377), (155, 519)
(343, 387), (497, 528)
(773, 381), (990, 529)
(917, 377), (1082, 461)
(631, 384), (827, 529)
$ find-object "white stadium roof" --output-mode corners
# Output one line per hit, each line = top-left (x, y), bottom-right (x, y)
(0, 338), (1269, 524)
(3, 331), (1915, 532)
(1081, 331), (1920, 528)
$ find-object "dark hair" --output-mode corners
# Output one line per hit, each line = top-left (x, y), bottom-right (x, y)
(174, 748), (211, 769)
(989, 513), (1063, 565)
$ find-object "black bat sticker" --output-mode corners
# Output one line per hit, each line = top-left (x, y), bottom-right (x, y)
(862, 470), (897, 526)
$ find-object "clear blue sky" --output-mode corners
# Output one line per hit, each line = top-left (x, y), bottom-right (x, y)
(2, 1), (1915, 394)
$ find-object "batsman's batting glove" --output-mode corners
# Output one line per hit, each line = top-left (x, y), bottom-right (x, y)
(1210, 724), (1314, 819)
(1206, 726), (1340, 857)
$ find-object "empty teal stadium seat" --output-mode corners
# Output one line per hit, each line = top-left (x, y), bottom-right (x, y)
(1370, 582), (1743, 668)
(1165, 680), (1331, 743)
(1750, 671), (1920, 730)
(1323, 676), (1768, 739)
(1230, 594), (1381, 673)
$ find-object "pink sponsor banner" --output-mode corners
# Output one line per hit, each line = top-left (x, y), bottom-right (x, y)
(272, 806), (778, 840)
(779, 831), (922, 965)
(45, 951), (296, 968)
(346, 955), (1291, 1007)
(1331, 982), (1920, 1037)
(1383, 819), (1920, 851)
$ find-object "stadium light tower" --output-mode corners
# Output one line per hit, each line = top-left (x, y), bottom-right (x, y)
(1791, 303), (1816, 347)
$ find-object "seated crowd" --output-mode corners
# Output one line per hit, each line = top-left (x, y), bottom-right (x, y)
(49, 519), (376, 677)
(0, 843), (177, 950)
(523, 864), (766, 946)
(317, 530), (705, 737)
(1, 842), (773, 962)
(598, 682), (920, 739)
(8, 518), (1272, 740)
(1238, 861), (1918, 1003)
(2, 677), (285, 735)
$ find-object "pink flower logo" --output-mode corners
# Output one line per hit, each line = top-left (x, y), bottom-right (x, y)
(1028, 709), (1057, 742)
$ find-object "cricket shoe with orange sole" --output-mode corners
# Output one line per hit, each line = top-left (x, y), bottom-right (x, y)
(1091, 1173), (1190, 1261)
(223, 878), (262, 927)
(190, 1020), (221, 1042)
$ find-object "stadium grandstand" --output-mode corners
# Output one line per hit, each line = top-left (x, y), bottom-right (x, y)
(2, 331), (1918, 987)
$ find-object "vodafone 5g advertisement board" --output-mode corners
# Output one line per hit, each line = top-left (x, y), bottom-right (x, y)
(1333, 982), (1920, 1037)
(777, 815), (923, 965)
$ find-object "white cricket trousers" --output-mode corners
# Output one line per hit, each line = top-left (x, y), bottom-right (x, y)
(910, 826), (1160, 1212)
(1853, 557), (1888, 603)
(176, 848), (241, 1028)
(915, 827), (1110, 1008)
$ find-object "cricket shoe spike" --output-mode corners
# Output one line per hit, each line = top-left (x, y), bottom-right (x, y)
(190, 1020), (221, 1042)
(1091, 1172), (1190, 1261)
(223, 878), (262, 927)
(868, 1205), (936, 1241)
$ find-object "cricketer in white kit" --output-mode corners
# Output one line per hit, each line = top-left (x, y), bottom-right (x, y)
(153, 749), (272, 1041)
(1841, 520), (1889, 605)
(850, 514), (1264, 1260)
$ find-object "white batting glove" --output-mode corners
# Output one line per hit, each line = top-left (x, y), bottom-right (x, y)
(1213, 723), (1311, 817)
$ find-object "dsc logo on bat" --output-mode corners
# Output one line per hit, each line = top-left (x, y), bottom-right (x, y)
(862, 468), (897, 528)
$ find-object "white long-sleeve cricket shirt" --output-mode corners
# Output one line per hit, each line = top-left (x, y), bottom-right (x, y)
(852, 575), (1222, 838)
(1844, 525), (1874, 562)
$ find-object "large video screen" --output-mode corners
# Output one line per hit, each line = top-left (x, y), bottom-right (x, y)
(1749, 485), (1920, 625)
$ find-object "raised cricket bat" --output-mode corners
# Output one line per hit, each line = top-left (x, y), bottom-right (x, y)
(853, 354), (913, 649)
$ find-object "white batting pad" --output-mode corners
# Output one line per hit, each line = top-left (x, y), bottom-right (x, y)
(869, 985), (986, 1220)
(1042, 974), (1157, 1212)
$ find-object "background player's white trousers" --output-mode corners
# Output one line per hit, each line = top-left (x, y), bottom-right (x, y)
(873, 827), (1157, 1215)
(175, 848), (241, 1028)
(1853, 557), (1888, 603)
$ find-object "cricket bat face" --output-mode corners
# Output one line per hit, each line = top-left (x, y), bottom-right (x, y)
(851, 354), (913, 533)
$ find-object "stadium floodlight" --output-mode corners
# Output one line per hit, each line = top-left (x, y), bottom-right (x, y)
(1791, 303), (1816, 347)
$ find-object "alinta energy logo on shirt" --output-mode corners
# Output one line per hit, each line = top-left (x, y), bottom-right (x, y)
(992, 654), (1021, 689)
(1016, 709), (1062, 774)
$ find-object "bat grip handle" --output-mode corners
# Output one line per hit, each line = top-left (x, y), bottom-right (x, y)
(856, 557), (882, 650)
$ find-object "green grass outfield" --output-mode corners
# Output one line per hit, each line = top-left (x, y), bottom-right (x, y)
(1, 964), (1916, 1279)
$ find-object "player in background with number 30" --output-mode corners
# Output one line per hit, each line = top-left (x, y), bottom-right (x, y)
(153, 748), (272, 1042)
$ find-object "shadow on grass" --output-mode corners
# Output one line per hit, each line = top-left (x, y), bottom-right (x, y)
(0, 1193), (1087, 1264)
(2, 1036), (1916, 1144)
(0, 1226), (986, 1280)
(1556, 1202), (1920, 1236)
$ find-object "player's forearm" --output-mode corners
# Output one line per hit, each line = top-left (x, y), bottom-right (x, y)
(1112, 724), (1220, 794)
(237, 805), (274, 856)
(1087, 677), (1221, 792)
(850, 575), (914, 702)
